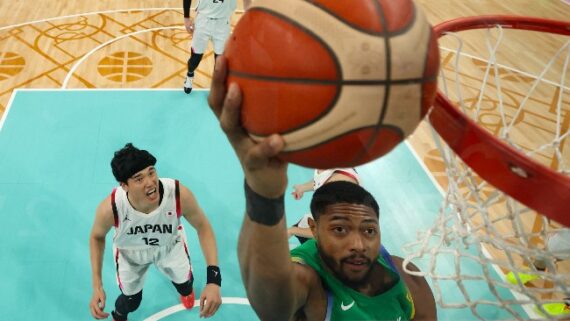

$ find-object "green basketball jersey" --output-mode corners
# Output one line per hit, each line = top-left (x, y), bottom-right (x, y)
(290, 239), (415, 321)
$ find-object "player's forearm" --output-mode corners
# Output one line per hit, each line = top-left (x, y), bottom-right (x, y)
(239, 218), (297, 321)
(288, 226), (314, 239)
(89, 236), (106, 288)
(297, 181), (314, 193)
(238, 184), (297, 320)
(197, 223), (219, 266)
(183, 0), (192, 18)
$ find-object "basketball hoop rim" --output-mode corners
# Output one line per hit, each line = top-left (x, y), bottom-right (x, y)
(430, 15), (570, 226)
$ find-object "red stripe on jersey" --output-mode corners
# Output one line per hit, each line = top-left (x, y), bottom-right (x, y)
(182, 236), (190, 258)
(332, 170), (359, 185)
(175, 180), (181, 218)
(111, 188), (119, 228)
(115, 248), (124, 291)
(181, 235), (193, 280)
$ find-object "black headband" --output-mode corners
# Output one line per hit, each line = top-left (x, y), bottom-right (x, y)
(111, 146), (157, 183)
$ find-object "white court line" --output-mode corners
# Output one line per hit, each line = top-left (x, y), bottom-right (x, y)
(61, 26), (185, 89)
(143, 297), (250, 321)
(0, 88), (210, 132)
(0, 8), (245, 32)
(4, 13), (558, 317)
(0, 8), (180, 32)
(404, 140), (445, 196)
(405, 137), (540, 319)
(0, 88), (20, 133)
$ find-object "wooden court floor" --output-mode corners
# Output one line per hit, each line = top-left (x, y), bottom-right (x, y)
(0, 0), (569, 315)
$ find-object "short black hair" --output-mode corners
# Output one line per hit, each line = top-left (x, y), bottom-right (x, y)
(110, 143), (156, 183)
(310, 181), (379, 220)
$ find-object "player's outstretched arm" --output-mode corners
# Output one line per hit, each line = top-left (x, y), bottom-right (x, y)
(291, 180), (313, 200)
(287, 226), (314, 239)
(89, 196), (114, 319)
(208, 56), (310, 321)
(179, 183), (221, 318)
(180, 184), (219, 269)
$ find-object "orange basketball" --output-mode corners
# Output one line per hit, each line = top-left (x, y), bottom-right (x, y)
(225, 0), (439, 168)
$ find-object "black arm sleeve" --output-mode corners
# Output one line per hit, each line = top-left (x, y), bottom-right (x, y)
(183, 0), (192, 18)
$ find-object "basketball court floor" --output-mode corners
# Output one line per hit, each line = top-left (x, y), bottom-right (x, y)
(0, 1), (568, 320)
(0, 88), (520, 320)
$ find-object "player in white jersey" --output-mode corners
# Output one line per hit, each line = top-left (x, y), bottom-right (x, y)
(291, 168), (360, 200)
(89, 143), (221, 321)
(183, 0), (251, 94)
(288, 168), (360, 244)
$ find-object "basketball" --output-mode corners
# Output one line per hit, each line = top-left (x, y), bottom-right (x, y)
(224, 0), (439, 168)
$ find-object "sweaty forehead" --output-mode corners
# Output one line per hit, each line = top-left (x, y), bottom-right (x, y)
(320, 203), (378, 221)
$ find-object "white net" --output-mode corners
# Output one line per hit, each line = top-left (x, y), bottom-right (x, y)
(403, 20), (570, 320)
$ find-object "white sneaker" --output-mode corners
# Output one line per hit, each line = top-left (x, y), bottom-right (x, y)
(184, 73), (193, 94)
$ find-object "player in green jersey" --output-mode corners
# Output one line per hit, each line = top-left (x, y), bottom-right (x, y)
(207, 56), (437, 321)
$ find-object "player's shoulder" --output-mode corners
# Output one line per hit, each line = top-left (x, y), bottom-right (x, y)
(293, 258), (319, 277)
(391, 255), (430, 289)
(173, 180), (202, 213)
(172, 179), (193, 196)
(292, 262), (327, 320)
(159, 177), (176, 186)
(390, 255), (404, 266)
(389, 255), (416, 276)
(159, 177), (186, 194)
(96, 193), (114, 216)
(291, 251), (322, 289)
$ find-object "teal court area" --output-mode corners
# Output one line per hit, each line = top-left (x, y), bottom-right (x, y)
(0, 89), (523, 320)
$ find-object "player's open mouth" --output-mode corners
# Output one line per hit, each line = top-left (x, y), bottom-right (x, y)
(343, 258), (369, 271)
(146, 187), (157, 197)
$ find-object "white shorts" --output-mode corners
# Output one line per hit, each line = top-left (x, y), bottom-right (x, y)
(114, 230), (192, 296)
(191, 14), (231, 55)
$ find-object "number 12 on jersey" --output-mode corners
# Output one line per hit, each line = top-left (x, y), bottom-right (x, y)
(142, 237), (159, 246)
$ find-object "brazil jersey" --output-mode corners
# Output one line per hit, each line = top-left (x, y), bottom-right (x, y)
(290, 240), (415, 321)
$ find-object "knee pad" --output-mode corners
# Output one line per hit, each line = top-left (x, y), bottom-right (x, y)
(172, 273), (194, 296)
(115, 290), (143, 314)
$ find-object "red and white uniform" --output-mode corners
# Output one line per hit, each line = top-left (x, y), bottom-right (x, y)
(313, 168), (360, 190)
(296, 168), (361, 229)
(111, 178), (192, 295)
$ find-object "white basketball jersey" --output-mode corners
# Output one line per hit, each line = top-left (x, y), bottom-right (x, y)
(313, 168), (360, 190)
(196, 0), (236, 19)
(297, 213), (313, 229)
(112, 178), (182, 250)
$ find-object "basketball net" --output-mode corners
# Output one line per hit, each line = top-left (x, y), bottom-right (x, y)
(403, 16), (570, 320)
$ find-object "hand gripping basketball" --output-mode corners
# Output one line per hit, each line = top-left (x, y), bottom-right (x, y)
(225, 0), (439, 168)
